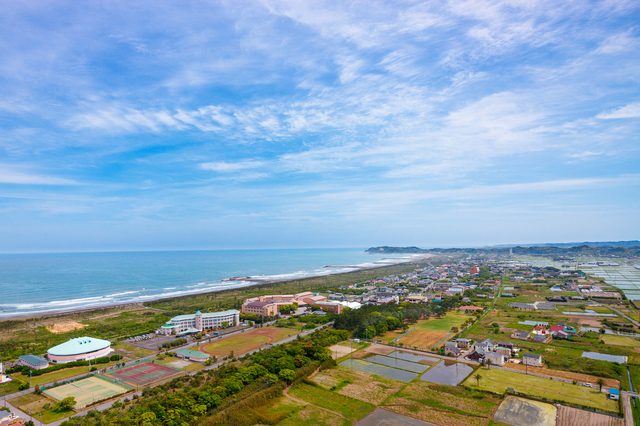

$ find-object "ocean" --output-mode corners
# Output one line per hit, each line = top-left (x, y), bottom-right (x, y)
(0, 249), (418, 317)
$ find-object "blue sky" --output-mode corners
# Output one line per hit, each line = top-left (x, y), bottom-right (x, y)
(0, 0), (639, 252)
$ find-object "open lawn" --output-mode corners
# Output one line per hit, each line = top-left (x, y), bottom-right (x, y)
(415, 311), (470, 332)
(14, 365), (92, 387)
(199, 327), (298, 356)
(399, 330), (451, 350)
(9, 392), (74, 424)
(463, 367), (619, 413)
(600, 335), (640, 347)
(289, 383), (375, 421)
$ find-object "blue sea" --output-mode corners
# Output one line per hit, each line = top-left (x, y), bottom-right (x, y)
(0, 249), (418, 317)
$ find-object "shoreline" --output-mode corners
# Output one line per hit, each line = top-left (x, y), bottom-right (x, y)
(0, 254), (433, 322)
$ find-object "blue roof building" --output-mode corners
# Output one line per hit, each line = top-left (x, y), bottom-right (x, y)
(18, 354), (49, 370)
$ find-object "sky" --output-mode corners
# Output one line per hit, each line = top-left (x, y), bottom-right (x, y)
(0, 0), (639, 252)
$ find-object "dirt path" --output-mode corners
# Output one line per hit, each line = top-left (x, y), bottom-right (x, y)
(622, 393), (634, 426)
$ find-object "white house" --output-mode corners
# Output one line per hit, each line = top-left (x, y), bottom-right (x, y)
(484, 351), (506, 366)
(522, 352), (542, 367)
(474, 339), (496, 355)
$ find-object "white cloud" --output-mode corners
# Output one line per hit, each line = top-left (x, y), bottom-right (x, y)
(199, 161), (265, 172)
(597, 102), (640, 119)
(0, 169), (77, 185)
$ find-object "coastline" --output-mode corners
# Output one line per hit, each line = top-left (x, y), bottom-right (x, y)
(0, 253), (432, 322)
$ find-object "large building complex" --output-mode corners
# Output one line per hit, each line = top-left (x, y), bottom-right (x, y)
(241, 292), (327, 317)
(159, 309), (240, 335)
(47, 337), (113, 364)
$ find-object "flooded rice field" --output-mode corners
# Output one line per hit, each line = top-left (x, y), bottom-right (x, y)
(420, 360), (474, 385)
(339, 358), (419, 382)
(364, 354), (430, 373)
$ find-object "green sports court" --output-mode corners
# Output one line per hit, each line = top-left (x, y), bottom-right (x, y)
(44, 375), (131, 409)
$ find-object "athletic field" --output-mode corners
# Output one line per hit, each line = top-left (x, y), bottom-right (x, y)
(108, 361), (182, 387)
(44, 375), (130, 409)
(199, 327), (298, 356)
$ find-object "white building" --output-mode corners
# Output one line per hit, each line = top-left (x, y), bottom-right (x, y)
(474, 339), (496, 355)
(159, 309), (240, 335)
(484, 352), (506, 366)
(522, 352), (542, 367)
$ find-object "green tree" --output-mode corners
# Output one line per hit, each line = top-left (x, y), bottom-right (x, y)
(278, 369), (296, 383)
(597, 378), (605, 391)
(474, 373), (483, 386)
(485, 358), (493, 369)
(56, 396), (76, 411)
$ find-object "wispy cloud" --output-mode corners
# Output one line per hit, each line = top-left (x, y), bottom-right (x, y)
(597, 102), (640, 119)
(0, 168), (77, 186)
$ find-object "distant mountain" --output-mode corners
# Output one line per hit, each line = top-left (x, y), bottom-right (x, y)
(367, 241), (640, 256)
(491, 241), (640, 249)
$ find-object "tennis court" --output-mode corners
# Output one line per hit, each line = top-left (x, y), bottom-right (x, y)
(44, 375), (130, 409)
(108, 361), (182, 386)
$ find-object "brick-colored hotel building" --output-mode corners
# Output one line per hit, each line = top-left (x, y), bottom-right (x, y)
(241, 291), (328, 317)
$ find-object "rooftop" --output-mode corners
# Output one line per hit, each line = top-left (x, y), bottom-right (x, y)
(176, 348), (210, 359)
(19, 354), (49, 365)
(48, 337), (111, 356)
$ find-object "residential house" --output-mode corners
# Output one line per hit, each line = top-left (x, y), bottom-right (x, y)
(511, 331), (530, 340)
(495, 346), (511, 356)
(455, 338), (471, 349)
(497, 341), (514, 350)
(553, 330), (570, 339)
(444, 344), (461, 357)
(531, 334), (550, 344)
(522, 352), (542, 367)
(484, 352), (506, 366)
(474, 339), (496, 355)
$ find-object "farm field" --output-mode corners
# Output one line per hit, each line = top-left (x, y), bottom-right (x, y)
(600, 335), (639, 347)
(463, 368), (620, 413)
(273, 396), (352, 426)
(288, 382), (375, 421)
(312, 365), (406, 405)
(493, 396), (556, 426)
(555, 404), (625, 426)
(8, 392), (73, 424)
(398, 329), (451, 350)
(199, 327), (298, 356)
(415, 311), (470, 332)
(501, 363), (620, 388)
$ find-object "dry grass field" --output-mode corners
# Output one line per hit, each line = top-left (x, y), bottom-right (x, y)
(556, 405), (625, 426)
(46, 320), (87, 334)
(399, 330), (451, 350)
(312, 365), (405, 405)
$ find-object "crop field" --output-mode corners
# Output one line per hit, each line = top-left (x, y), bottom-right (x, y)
(44, 375), (131, 409)
(108, 361), (182, 387)
(463, 368), (620, 413)
(399, 329), (451, 350)
(8, 392), (73, 424)
(313, 365), (405, 405)
(555, 405), (625, 426)
(600, 335), (639, 347)
(339, 358), (418, 382)
(199, 327), (298, 356)
(289, 382), (375, 421)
